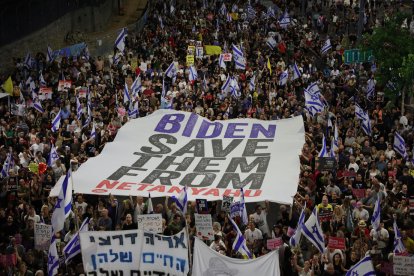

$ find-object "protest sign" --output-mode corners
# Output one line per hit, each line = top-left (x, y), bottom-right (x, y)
(196, 199), (209, 214)
(267, 238), (283, 250)
(195, 214), (214, 240)
(34, 223), (52, 250)
(221, 196), (234, 213)
(393, 254), (414, 276)
(80, 230), (142, 274)
(58, 80), (72, 92)
(140, 229), (189, 275)
(230, 201), (240, 218)
(223, 53), (232, 61)
(66, 110), (304, 205)
(316, 157), (336, 171)
(186, 55), (195, 66)
(80, 229), (189, 275)
(77, 87), (88, 98)
(328, 237), (346, 250)
(205, 45), (222, 55)
(39, 87), (52, 100)
(137, 214), (162, 233)
(193, 238), (280, 276)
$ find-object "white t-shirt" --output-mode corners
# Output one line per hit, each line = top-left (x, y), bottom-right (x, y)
(245, 228), (263, 243)
(251, 211), (270, 237)
(75, 202), (88, 215)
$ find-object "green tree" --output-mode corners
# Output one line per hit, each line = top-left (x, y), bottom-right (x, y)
(363, 12), (414, 109)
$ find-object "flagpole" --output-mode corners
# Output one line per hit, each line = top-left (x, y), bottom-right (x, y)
(69, 164), (79, 231)
(185, 220), (193, 274)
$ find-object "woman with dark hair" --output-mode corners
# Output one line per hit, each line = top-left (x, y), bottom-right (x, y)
(332, 253), (347, 274)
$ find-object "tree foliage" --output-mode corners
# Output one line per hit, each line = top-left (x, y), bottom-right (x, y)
(363, 12), (414, 98)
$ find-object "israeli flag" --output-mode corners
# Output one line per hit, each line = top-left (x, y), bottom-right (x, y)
(291, 63), (302, 80)
(221, 74), (231, 92)
(333, 124), (339, 152)
(232, 44), (246, 70)
(290, 202), (307, 247)
(345, 255), (375, 276)
(266, 36), (277, 50)
(202, 74), (208, 92)
(279, 70), (288, 86)
(301, 207), (325, 253)
(51, 169), (73, 234)
(165, 62), (177, 82)
(232, 44), (243, 58)
(249, 75), (256, 91)
(393, 219), (406, 253)
(355, 103), (371, 136)
(246, 3), (256, 19)
(219, 3), (227, 16)
(159, 16), (164, 29)
(172, 186), (188, 215)
(321, 39), (332, 55)
(306, 82), (321, 95)
(46, 46), (54, 63)
(51, 110), (62, 132)
(318, 135), (329, 157)
(115, 28), (127, 52)
(48, 144), (60, 167)
(131, 77), (142, 97)
(24, 52), (32, 69)
(219, 54), (226, 70)
(228, 215), (253, 259)
(371, 196), (381, 231)
(83, 104), (92, 128)
(279, 10), (291, 29)
(39, 72), (47, 86)
(304, 90), (324, 117)
(123, 83), (131, 104)
(394, 132), (408, 158)
(240, 188), (248, 226)
(230, 77), (241, 98)
(188, 65), (198, 82)
(366, 79), (375, 99)
(76, 97), (82, 120)
(231, 4), (238, 13)
(329, 139), (336, 157)
(48, 236), (60, 276)
(266, 6), (276, 18)
(90, 123), (96, 140)
(0, 153), (13, 178)
(227, 13), (232, 22)
(33, 100), (45, 113)
(128, 101), (139, 119)
(63, 218), (90, 264)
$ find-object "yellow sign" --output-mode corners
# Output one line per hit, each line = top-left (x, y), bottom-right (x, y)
(186, 55), (195, 66)
(204, 45), (222, 55)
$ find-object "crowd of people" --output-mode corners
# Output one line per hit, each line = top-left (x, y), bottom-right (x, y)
(0, 0), (413, 275)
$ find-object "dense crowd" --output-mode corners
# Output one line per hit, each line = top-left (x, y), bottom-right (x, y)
(0, 0), (413, 275)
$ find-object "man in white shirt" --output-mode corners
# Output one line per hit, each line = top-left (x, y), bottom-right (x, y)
(75, 195), (88, 216)
(251, 201), (271, 238)
(245, 221), (263, 255)
(24, 206), (41, 224)
(370, 222), (389, 256)
(133, 196), (145, 223)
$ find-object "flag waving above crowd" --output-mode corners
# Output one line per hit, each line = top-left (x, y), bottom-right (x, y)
(1, 0), (414, 275)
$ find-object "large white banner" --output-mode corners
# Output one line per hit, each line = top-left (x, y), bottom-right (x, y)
(66, 110), (304, 204)
(193, 238), (280, 276)
(80, 229), (189, 275)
